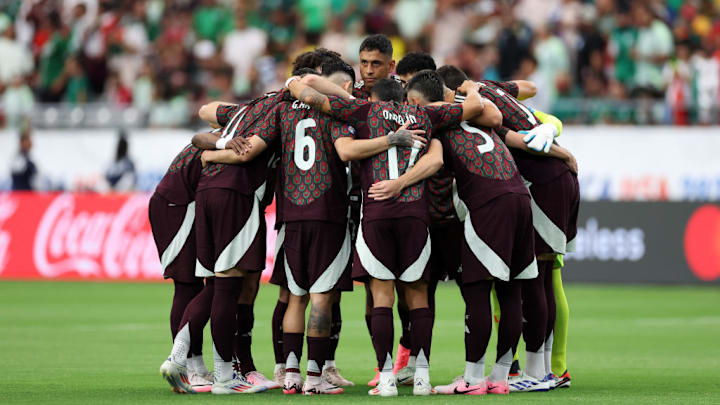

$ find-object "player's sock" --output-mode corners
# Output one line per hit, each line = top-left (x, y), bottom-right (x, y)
(272, 300), (288, 365)
(170, 322), (190, 366)
(170, 280), (204, 339)
(180, 278), (214, 357)
(544, 261), (557, 376)
(521, 264), (548, 379)
(409, 308), (433, 378)
(398, 305), (411, 350)
(552, 264), (569, 376)
(283, 332), (304, 374)
(544, 331), (554, 376)
(187, 354), (210, 376)
(234, 303), (256, 375)
(365, 313), (373, 339)
(328, 301), (341, 364)
(210, 277), (242, 382)
(371, 307), (394, 376)
(307, 336), (329, 384)
(461, 281), (492, 384)
(490, 281), (522, 382)
(491, 285), (501, 326)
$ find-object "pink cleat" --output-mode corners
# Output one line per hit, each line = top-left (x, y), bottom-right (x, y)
(392, 344), (410, 375)
(434, 376), (487, 395)
(486, 379), (510, 395)
(245, 371), (281, 390)
(367, 367), (380, 387)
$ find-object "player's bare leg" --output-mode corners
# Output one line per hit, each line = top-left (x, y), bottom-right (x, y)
(272, 287), (290, 384)
(282, 294), (308, 394)
(367, 278), (398, 397)
(402, 280), (435, 395)
(303, 292), (343, 395)
(322, 290), (354, 386)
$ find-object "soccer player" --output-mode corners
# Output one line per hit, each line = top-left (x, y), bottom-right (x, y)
(439, 65), (579, 391)
(287, 74), (489, 396)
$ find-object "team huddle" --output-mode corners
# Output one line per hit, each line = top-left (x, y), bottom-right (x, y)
(150, 34), (579, 397)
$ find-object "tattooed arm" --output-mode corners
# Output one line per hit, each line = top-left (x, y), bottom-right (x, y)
(334, 123), (427, 162)
(286, 76), (332, 113)
(301, 74), (352, 99)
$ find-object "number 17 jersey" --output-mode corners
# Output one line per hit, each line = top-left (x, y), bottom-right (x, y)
(257, 100), (353, 225)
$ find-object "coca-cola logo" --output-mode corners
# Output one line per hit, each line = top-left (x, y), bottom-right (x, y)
(33, 194), (162, 278)
(0, 194), (18, 273)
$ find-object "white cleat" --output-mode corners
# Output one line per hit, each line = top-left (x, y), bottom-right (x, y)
(273, 365), (286, 385)
(322, 366), (355, 386)
(245, 370), (281, 390)
(211, 375), (267, 394)
(508, 372), (551, 392)
(413, 377), (437, 396)
(302, 379), (344, 395)
(368, 379), (398, 397)
(395, 365), (415, 386)
(283, 372), (304, 394)
(159, 358), (195, 394)
(188, 371), (213, 392)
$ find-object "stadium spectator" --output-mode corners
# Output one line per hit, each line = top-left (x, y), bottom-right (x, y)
(10, 127), (38, 191)
(105, 130), (137, 192)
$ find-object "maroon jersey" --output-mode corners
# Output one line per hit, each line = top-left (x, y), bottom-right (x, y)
(197, 90), (291, 194)
(155, 144), (204, 205)
(351, 76), (403, 100)
(261, 99), (353, 225)
(426, 167), (456, 224)
(326, 96), (463, 223)
(458, 83), (570, 185)
(439, 121), (528, 211)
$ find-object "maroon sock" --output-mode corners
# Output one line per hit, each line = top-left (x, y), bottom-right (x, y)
(234, 303), (256, 375)
(398, 305), (411, 349)
(461, 281), (492, 362)
(365, 313), (373, 339)
(521, 267), (548, 352)
(495, 280), (522, 362)
(543, 260), (556, 341)
(210, 277), (242, 362)
(371, 307), (394, 371)
(307, 336), (330, 376)
(428, 280), (438, 319)
(328, 301), (341, 361)
(272, 300), (288, 364)
(179, 278), (214, 356)
(283, 332), (304, 373)
(409, 308), (433, 362)
(170, 280), (203, 340)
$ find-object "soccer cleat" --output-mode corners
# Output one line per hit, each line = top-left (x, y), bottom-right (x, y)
(555, 370), (571, 388)
(412, 377), (436, 396)
(368, 379), (398, 397)
(392, 343), (410, 375)
(159, 358), (195, 394)
(211, 375), (267, 394)
(434, 376), (487, 395)
(486, 379), (510, 395)
(302, 379), (344, 395)
(543, 373), (556, 390)
(273, 365), (286, 385)
(508, 372), (551, 392)
(188, 371), (213, 393)
(283, 372), (304, 394)
(245, 370), (281, 390)
(509, 359), (520, 377)
(367, 367), (380, 387)
(395, 365), (415, 386)
(322, 366), (355, 386)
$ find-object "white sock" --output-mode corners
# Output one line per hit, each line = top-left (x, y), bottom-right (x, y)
(213, 344), (234, 382)
(307, 359), (322, 384)
(274, 363), (286, 373)
(322, 359), (336, 371)
(525, 349), (545, 380)
(544, 332), (554, 377)
(464, 356), (484, 385)
(170, 323), (190, 367)
(379, 353), (394, 385)
(407, 355), (416, 369)
(413, 349), (429, 381)
(489, 349), (513, 383)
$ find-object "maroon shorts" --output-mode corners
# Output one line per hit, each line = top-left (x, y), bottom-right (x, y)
(352, 217), (431, 283)
(148, 193), (198, 283)
(194, 188), (266, 274)
(279, 221), (351, 295)
(429, 219), (463, 281)
(528, 172), (580, 255)
(269, 234), (287, 288)
(459, 193), (536, 284)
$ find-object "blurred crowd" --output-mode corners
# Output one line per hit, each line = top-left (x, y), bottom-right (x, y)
(1, 0), (719, 127)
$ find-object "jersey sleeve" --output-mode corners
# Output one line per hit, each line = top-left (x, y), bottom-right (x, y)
(327, 95), (371, 126)
(330, 121), (356, 142)
(495, 126), (509, 143)
(424, 104), (464, 131)
(481, 80), (519, 98)
(252, 103), (283, 145)
(216, 104), (241, 127)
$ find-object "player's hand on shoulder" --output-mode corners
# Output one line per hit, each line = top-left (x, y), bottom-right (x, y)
(458, 80), (481, 95)
(565, 152), (578, 175)
(201, 150), (211, 168)
(388, 122), (427, 148)
(227, 136), (252, 155)
(368, 179), (404, 201)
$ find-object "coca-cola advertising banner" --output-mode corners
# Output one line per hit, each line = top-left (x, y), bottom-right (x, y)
(0, 192), (277, 281)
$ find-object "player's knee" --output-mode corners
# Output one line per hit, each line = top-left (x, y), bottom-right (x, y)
(278, 287), (290, 303)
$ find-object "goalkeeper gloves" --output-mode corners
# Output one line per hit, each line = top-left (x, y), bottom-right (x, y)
(519, 123), (557, 153)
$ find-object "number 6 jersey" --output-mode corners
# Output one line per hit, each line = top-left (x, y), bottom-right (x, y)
(258, 99), (354, 225)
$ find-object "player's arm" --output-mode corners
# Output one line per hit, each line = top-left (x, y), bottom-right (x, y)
(532, 109), (563, 137)
(286, 76), (332, 114)
(198, 101), (238, 126)
(501, 128), (578, 174)
(200, 136), (268, 166)
(301, 74), (353, 99)
(511, 80), (537, 100)
(191, 132), (252, 154)
(457, 81), (502, 127)
(334, 122), (426, 162)
(367, 138), (443, 201)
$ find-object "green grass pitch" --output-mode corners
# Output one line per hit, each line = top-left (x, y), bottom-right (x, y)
(1, 281), (719, 404)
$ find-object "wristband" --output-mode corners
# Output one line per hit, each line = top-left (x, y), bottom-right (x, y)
(216, 137), (229, 150)
(284, 76), (298, 88)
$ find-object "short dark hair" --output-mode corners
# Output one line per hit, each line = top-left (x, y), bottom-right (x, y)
(292, 51), (323, 74)
(396, 52), (436, 76)
(436, 65), (469, 91)
(315, 47), (343, 64)
(321, 60), (356, 86)
(292, 67), (319, 77)
(406, 70), (445, 103)
(371, 78), (405, 103)
(359, 34), (393, 57)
